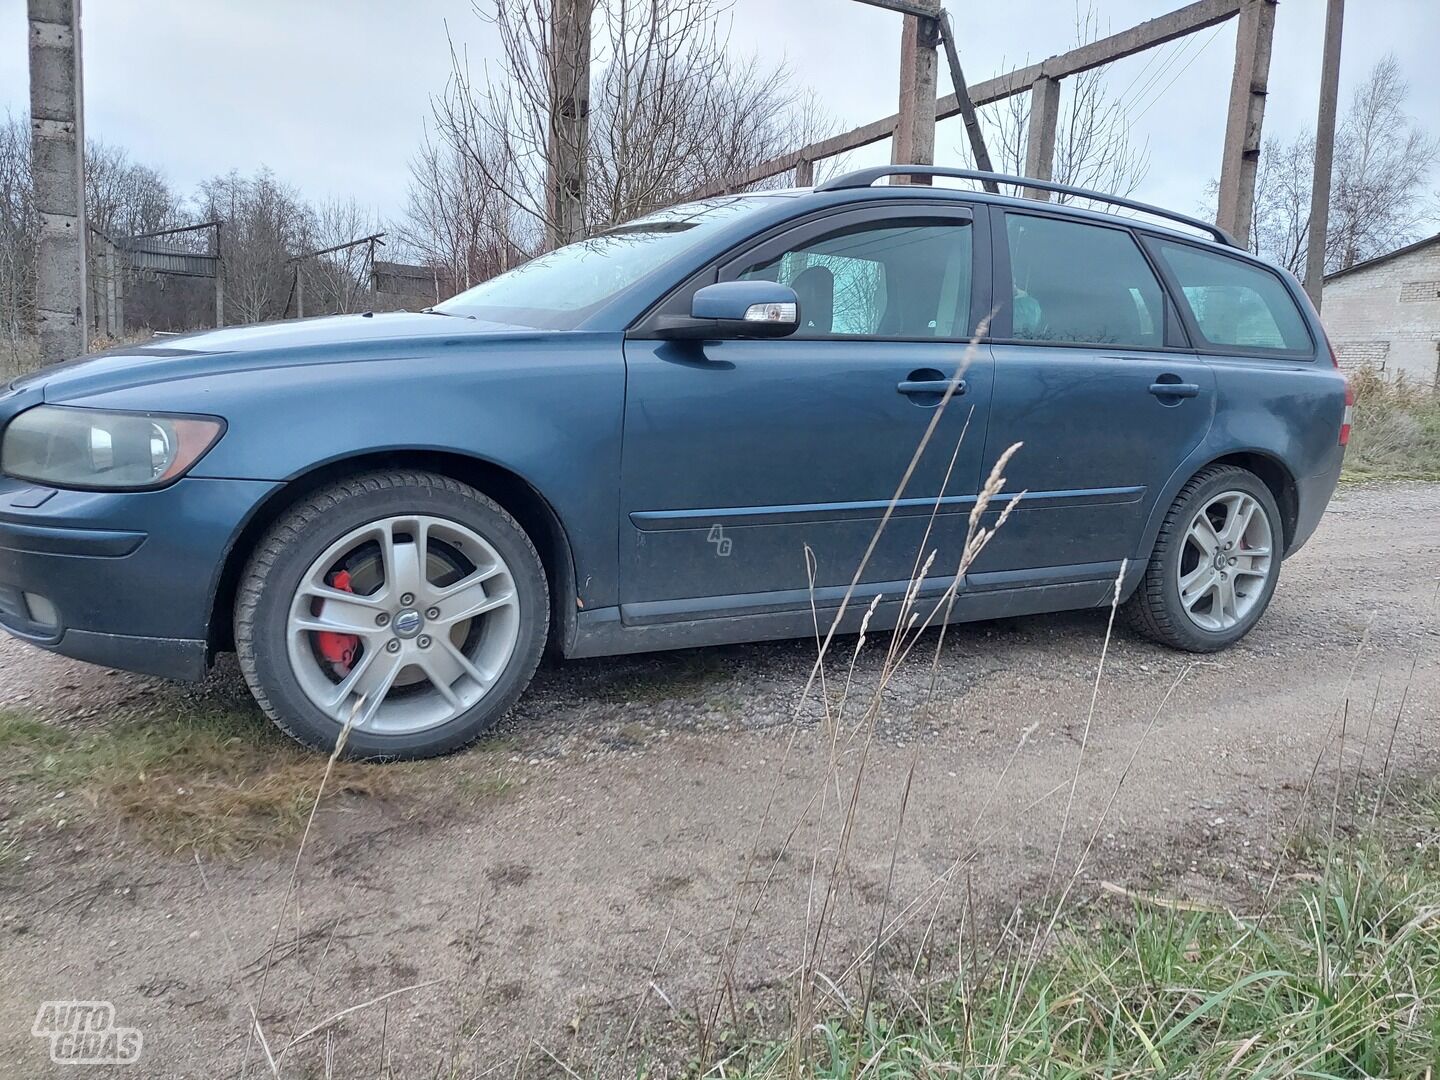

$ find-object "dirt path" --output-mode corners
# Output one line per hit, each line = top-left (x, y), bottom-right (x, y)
(1, 483), (1437, 1079)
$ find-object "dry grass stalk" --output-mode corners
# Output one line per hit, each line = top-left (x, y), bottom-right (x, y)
(240, 695), (363, 1078)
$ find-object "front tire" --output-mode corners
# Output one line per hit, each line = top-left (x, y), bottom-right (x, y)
(1125, 465), (1282, 653)
(235, 471), (548, 759)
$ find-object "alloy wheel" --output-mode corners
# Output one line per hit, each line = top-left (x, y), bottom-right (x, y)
(284, 514), (520, 733)
(1175, 490), (1273, 633)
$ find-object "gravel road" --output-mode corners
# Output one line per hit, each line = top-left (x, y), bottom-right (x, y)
(1, 482), (1437, 1079)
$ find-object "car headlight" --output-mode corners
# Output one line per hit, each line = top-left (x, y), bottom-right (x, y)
(1, 406), (225, 490)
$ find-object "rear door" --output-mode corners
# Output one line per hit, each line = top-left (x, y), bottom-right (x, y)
(976, 209), (1215, 580)
(618, 202), (994, 622)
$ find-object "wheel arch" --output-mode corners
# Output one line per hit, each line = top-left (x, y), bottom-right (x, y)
(1131, 446), (1302, 600)
(208, 449), (578, 658)
(1201, 450), (1299, 555)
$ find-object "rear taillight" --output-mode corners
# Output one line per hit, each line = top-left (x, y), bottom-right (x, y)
(1304, 291), (1350, 447)
(1340, 374), (1354, 447)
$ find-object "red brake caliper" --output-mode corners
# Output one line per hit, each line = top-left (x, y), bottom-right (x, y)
(312, 569), (361, 677)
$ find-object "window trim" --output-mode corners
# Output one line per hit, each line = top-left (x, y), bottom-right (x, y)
(1140, 234), (1318, 361)
(627, 201), (990, 343)
(989, 205), (1194, 353)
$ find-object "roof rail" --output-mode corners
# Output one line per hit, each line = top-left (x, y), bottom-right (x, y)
(815, 166), (1240, 248)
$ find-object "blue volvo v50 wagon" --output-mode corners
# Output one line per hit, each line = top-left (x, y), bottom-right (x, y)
(0, 168), (1350, 758)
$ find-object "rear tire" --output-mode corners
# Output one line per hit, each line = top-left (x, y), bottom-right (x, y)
(1125, 465), (1282, 653)
(234, 470), (548, 760)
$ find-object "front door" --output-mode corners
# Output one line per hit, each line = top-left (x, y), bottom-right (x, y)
(619, 204), (994, 623)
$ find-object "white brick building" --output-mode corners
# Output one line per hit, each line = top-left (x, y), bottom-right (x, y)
(1322, 233), (1440, 388)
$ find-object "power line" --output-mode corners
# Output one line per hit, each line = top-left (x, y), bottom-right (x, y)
(1130, 24), (1226, 125)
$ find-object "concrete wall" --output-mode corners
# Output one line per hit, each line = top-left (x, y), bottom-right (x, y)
(1322, 239), (1440, 388)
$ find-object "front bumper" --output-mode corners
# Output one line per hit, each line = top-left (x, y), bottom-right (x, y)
(0, 475), (280, 680)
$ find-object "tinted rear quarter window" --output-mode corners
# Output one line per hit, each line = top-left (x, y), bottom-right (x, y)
(1153, 240), (1312, 353)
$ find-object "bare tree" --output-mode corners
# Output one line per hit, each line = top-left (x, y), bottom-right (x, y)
(0, 112), (38, 347)
(84, 141), (184, 240)
(965, 4), (1148, 202)
(1246, 132), (1315, 275)
(298, 197), (384, 316)
(423, 0), (826, 256)
(197, 169), (314, 324)
(1238, 55), (1437, 274)
(1328, 54), (1438, 271)
(583, 8), (819, 223)
(399, 126), (535, 294)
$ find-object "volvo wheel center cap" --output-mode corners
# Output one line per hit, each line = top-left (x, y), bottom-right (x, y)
(393, 609), (424, 638)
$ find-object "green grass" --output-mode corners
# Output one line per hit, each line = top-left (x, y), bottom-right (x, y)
(726, 786), (1440, 1078)
(1343, 369), (1440, 482)
(597, 651), (733, 704)
(0, 706), (391, 856)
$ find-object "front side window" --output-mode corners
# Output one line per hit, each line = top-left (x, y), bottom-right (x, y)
(1153, 240), (1312, 352)
(736, 219), (973, 339)
(1004, 213), (1166, 349)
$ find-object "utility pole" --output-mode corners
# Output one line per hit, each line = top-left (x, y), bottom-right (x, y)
(891, 0), (940, 182)
(1216, 0), (1277, 247)
(546, 0), (592, 248)
(1304, 0), (1344, 308)
(28, 0), (88, 362)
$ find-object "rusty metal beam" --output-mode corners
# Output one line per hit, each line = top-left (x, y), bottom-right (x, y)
(849, 0), (946, 19)
(690, 0), (1243, 200)
(938, 9), (997, 191)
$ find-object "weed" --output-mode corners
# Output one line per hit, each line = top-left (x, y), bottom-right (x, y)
(726, 784), (1440, 1077)
(598, 652), (732, 704)
(1, 705), (391, 856)
(1344, 369), (1440, 482)
(454, 772), (514, 799)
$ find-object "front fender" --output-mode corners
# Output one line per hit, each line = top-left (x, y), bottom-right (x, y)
(62, 334), (628, 608)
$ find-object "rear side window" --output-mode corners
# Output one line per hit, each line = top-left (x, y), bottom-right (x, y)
(1004, 213), (1166, 349)
(1153, 240), (1311, 353)
(736, 220), (972, 339)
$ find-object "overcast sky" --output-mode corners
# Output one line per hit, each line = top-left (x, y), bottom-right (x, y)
(3, 0), (1438, 227)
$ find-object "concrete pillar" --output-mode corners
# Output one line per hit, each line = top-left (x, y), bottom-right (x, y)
(891, 3), (940, 183)
(1216, 0), (1277, 247)
(1023, 76), (1061, 200)
(1304, 0), (1344, 307)
(545, 0), (592, 248)
(103, 240), (119, 337)
(794, 157), (815, 187)
(212, 224), (224, 328)
(28, 0), (88, 362)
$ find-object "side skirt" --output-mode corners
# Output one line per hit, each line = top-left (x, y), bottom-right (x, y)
(566, 574), (1120, 659)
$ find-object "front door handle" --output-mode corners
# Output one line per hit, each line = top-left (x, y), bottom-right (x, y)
(898, 378), (966, 397)
(1149, 381), (1200, 399)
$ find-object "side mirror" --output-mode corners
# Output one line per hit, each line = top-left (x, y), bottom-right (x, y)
(653, 281), (800, 340)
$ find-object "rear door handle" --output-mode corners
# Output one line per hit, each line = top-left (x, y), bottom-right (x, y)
(897, 378), (966, 396)
(1149, 381), (1200, 398)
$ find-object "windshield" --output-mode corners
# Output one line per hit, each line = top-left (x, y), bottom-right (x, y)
(434, 196), (776, 329)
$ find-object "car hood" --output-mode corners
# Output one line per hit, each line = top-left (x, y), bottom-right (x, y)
(10, 311), (547, 401)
